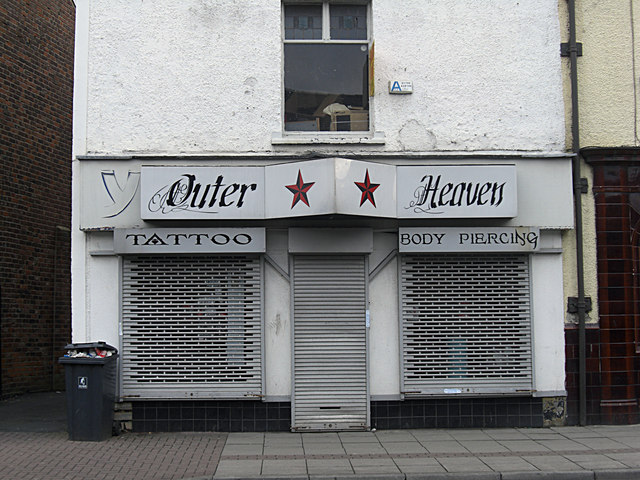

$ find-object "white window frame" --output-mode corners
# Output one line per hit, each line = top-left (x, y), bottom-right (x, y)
(274, 1), (385, 145)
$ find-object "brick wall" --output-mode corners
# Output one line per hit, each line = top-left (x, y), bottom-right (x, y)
(569, 148), (640, 425)
(0, 0), (75, 397)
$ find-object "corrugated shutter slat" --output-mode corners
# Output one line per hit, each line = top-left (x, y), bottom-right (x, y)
(292, 255), (368, 431)
(121, 255), (262, 399)
(401, 254), (533, 396)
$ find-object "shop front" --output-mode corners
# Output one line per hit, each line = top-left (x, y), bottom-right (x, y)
(76, 156), (573, 431)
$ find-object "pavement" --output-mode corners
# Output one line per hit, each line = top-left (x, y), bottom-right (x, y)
(1, 393), (640, 480)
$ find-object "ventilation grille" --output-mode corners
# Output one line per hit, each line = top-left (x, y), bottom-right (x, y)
(401, 254), (532, 396)
(122, 255), (262, 398)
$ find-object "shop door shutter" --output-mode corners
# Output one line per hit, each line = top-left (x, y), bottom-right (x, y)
(121, 255), (262, 399)
(292, 255), (369, 431)
(401, 254), (533, 396)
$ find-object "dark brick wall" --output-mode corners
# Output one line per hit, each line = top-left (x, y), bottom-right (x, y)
(0, 1), (74, 397)
(565, 327), (603, 425)
(572, 148), (640, 425)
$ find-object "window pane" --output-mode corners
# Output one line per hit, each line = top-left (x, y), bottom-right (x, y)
(284, 43), (369, 131)
(330, 5), (367, 40)
(285, 5), (322, 40)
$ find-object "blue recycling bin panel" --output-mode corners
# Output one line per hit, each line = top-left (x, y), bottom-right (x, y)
(59, 342), (118, 441)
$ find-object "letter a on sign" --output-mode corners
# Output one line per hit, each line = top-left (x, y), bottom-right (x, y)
(391, 81), (401, 92)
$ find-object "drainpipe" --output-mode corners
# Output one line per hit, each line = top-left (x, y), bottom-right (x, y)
(567, 0), (588, 426)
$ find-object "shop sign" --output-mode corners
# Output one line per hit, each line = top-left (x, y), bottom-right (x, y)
(397, 165), (517, 218)
(140, 166), (265, 220)
(399, 227), (540, 252)
(80, 161), (533, 229)
(265, 158), (396, 219)
(114, 228), (266, 254)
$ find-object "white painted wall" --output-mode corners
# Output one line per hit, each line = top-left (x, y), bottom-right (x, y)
(373, 0), (565, 153)
(369, 232), (400, 398)
(531, 249), (567, 395)
(78, 0), (565, 156)
(264, 230), (291, 399)
(71, 0), (569, 400)
(74, 227), (566, 397)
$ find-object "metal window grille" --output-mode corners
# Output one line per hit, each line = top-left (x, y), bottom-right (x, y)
(400, 254), (533, 396)
(121, 255), (262, 399)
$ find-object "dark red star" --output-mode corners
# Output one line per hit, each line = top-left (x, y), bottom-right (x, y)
(285, 170), (315, 208)
(354, 169), (380, 207)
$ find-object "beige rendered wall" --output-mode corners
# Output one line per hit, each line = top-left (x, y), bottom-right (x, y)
(560, 0), (640, 325)
(577, 1), (639, 147)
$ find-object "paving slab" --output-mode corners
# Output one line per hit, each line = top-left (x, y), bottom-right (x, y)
(588, 425), (640, 436)
(4, 392), (640, 480)
(225, 432), (264, 444)
(572, 438), (632, 450)
(484, 429), (534, 441)
(306, 458), (353, 475)
(393, 456), (447, 474)
(214, 459), (262, 478)
(343, 442), (388, 454)
(436, 456), (493, 473)
(302, 443), (347, 454)
(420, 440), (470, 454)
(523, 455), (584, 472)
(351, 463), (401, 475)
(448, 429), (495, 441)
(614, 437), (640, 448)
(542, 439), (594, 451)
(263, 446), (305, 456)
(521, 432), (568, 441)
(479, 455), (539, 472)
(501, 472), (594, 480)
(498, 439), (551, 452)
(405, 474), (500, 480)
(338, 431), (379, 443)
(458, 440), (510, 453)
(604, 452), (640, 468)
(375, 430), (418, 442)
(565, 454), (629, 470)
(350, 457), (397, 467)
(410, 429), (456, 441)
(261, 459), (307, 475)
(382, 441), (428, 454)
(301, 432), (339, 443)
(221, 443), (264, 455)
(264, 433), (303, 446)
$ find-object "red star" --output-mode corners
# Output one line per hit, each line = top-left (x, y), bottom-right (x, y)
(354, 169), (380, 207)
(285, 170), (315, 208)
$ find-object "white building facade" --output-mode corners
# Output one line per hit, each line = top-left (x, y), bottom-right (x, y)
(73, 0), (572, 431)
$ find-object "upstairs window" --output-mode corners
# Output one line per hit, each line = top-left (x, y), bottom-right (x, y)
(284, 2), (371, 132)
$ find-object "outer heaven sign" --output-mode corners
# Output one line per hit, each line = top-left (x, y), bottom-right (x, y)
(140, 166), (265, 220)
(397, 164), (517, 219)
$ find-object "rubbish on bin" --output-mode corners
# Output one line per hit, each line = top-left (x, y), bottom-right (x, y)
(64, 347), (115, 358)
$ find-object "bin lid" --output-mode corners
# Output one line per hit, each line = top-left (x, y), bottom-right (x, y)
(64, 342), (117, 353)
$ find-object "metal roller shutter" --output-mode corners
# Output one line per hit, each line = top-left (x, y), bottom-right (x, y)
(292, 255), (369, 431)
(401, 254), (533, 396)
(121, 255), (262, 399)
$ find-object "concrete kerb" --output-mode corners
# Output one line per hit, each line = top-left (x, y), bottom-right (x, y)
(594, 470), (640, 480)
